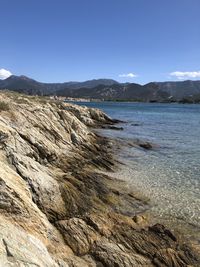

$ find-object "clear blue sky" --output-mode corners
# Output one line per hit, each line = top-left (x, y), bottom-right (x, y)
(0, 0), (200, 84)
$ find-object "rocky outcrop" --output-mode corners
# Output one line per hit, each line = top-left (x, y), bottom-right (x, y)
(0, 92), (199, 267)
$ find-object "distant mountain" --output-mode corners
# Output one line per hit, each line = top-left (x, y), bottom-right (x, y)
(156, 80), (200, 99)
(62, 79), (119, 90)
(1, 75), (200, 102)
(56, 80), (200, 102)
(0, 75), (64, 95)
(0, 75), (118, 95)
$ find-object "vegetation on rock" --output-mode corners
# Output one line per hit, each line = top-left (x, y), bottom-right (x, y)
(0, 101), (9, 112)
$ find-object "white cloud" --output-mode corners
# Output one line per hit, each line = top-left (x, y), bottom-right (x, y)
(0, 68), (12, 80)
(169, 71), (200, 80)
(119, 73), (137, 78)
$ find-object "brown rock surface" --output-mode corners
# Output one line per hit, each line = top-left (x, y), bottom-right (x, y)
(0, 92), (199, 266)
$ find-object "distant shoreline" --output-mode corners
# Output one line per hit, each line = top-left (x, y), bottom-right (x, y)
(64, 98), (200, 104)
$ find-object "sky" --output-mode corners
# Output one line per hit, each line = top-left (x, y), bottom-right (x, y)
(0, 0), (200, 84)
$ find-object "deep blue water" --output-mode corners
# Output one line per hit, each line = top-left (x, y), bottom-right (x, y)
(75, 102), (200, 228)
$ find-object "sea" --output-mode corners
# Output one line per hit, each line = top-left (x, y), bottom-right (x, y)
(74, 101), (200, 239)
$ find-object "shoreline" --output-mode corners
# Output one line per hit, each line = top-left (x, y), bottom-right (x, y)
(104, 137), (200, 242)
(0, 92), (199, 266)
(65, 99), (200, 104)
(96, 128), (200, 243)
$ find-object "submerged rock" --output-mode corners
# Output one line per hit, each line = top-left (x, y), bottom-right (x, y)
(139, 141), (153, 149)
(131, 123), (141, 126)
(101, 125), (124, 130)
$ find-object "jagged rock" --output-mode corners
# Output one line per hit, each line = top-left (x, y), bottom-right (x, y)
(149, 224), (177, 242)
(92, 239), (153, 267)
(57, 218), (99, 255)
(0, 218), (61, 267)
(152, 248), (192, 267)
(64, 103), (114, 127)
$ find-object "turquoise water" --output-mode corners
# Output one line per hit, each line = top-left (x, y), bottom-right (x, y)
(76, 102), (200, 229)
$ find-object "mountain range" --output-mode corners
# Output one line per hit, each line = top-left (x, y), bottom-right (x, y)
(1, 75), (200, 102)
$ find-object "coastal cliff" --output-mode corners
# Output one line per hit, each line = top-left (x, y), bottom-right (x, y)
(0, 92), (199, 267)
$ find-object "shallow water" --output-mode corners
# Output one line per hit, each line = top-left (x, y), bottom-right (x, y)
(75, 102), (200, 230)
